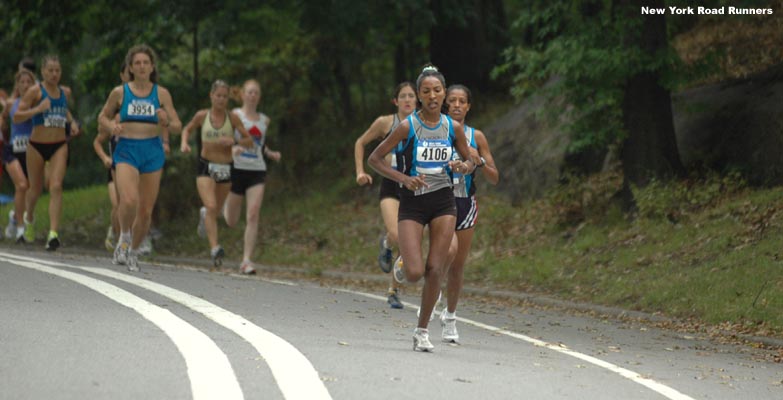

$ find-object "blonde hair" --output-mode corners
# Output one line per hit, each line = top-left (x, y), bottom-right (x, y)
(13, 69), (36, 98)
(211, 79), (229, 93)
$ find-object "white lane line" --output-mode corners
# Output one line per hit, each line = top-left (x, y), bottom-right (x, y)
(1, 256), (243, 400)
(0, 252), (332, 400)
(335, 289), (697, 400)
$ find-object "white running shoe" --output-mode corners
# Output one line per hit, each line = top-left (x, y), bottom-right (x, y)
(14, 224), (25, 244)
(440, 311), (459, 343)
(5, 210), (16, 239)
(417, 290), (442, 322)
(126, 249), (139, 272)
(239, 260), (256, 275)
(113, 241), (129, 265)
(392, 256), (405, 283)
(197, 206), (206, 238)
(412, 328), (434, 352)
(23, 211), (34, 243)
(138, 235), (153, 256)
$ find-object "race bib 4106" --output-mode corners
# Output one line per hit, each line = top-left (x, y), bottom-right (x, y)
(415, 139), (452, 174)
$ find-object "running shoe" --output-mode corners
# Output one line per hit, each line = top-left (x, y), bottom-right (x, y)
(138, 235), (153, 256)
(126, 249), (139, 272)
(46, 231), (60, 251)
(239, 260), (256, 275)
(23, 212), (34, 243)
(440, 311), (459, 343)
(377, 234), (393, 273)
(412, 328), (434, 352)
(392, 256), (405, 283)
(417, 290), (441, 322)
(211, 245), (225, 267)
(197, 206), (206, 238)
(113, 240), (129, 265)
(104, 226), (115, 252)
(387, 288), (403, 309)
(15, 225), (25, 244)
(5, 210), (16, 239)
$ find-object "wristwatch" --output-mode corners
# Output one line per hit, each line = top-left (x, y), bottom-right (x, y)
(478, 157), (486, 167)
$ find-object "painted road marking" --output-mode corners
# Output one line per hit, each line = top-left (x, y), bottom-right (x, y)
(335, 289), (697, 400)
(0, 252), (331, 400)
(1, 256), (243, 400)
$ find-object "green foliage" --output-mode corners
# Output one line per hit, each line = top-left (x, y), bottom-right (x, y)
(633, 171), (746, 221)
(493, 1), (684, 154)
(0, 1), (512, 192)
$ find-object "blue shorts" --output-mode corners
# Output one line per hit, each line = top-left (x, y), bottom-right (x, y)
(113, 136), (165, 174)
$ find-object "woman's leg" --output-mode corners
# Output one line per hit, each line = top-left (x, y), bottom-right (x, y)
(417, 214), (456, 328)
(45, 145), (69, 233)
(380, 198), (401, 291)
(115, 164), (141, 236)
(24, 147), (46, 230)
(242, 184), (265, 262)
(196, 177), (219, 249)
(132, 170), (162, 250)
(446, 228), (475, 313)
(109, 173), (120, 237)
(223, 192), (244, 228)
(6, 160), (28, 227)
(397, 219), (425, 283)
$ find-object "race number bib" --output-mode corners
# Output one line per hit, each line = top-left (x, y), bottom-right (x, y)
(43, 115), (67, 128)
(208, 162), (231, 182)
(12, 136), (29, 153)
(415, 139), (452, 174)
(127, 100), (156, 117)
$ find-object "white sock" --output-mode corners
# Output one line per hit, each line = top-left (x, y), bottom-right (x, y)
(443, 310), (456, 319)
(120, 231), (132, 244)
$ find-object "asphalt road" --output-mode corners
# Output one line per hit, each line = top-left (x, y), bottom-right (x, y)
(1, 249), (780, 400)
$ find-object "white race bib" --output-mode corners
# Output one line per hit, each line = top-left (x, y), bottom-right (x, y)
(43, 116), (67, 128)
(415, 139), (452, 174)
(208, 162), (231, 182)
(128, 100), (156, 117)
(12, 136), (29, 153)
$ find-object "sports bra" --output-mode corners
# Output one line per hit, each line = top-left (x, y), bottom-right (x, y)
(119, 83), (160, 124)
(201, 111), (233, 143)
(30, 84), (68, 129)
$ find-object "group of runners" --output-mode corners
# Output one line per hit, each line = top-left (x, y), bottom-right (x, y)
(357, 65), (499, 352)
(0, 45), (279, 275)
(1, 48), (498, 352)
(0, 56), (79, 250)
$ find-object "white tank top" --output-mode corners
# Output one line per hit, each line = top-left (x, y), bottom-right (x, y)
(232, 108), (268, 171)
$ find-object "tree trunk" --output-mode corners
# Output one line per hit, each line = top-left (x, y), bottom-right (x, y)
(619, 0), (685, 196)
